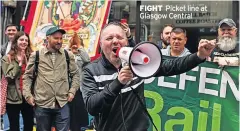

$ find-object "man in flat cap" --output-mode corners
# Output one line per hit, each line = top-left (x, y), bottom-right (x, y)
(211, 18), (239, 66)
(23, 26), (80, 131)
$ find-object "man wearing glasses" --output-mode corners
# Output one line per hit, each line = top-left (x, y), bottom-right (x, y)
(211, 18), (239, 66)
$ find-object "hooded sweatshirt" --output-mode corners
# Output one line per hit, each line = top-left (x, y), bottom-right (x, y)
(161, 45), (191, 57)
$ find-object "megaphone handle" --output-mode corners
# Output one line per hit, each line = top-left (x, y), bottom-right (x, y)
(122, 61), (128, 67)
(119, 60), (132, 86)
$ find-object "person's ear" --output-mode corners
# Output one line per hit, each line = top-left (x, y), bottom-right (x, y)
(160, 33), (163, 40)
(185, 36), (187, 43)
(46, 36), (50, 41)
(46, 36), (52, 44)
(234, 28), (238, 34)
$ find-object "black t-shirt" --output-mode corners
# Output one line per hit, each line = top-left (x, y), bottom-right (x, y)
(211, 43), (239, 60)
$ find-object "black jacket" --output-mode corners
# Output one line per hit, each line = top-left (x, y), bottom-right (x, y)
(81, 52), (204, 131)
(1, 42), (8, 57)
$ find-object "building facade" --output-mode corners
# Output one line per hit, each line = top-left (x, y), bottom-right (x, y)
(109, 1), (239, 53)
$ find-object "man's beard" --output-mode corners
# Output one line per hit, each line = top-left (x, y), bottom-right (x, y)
(162, 39), (170, 46)
(217, 36), (237, 52)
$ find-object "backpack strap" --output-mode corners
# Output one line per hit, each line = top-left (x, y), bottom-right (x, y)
(64, 49), (71, 88)
(31, 50), (71, 93)
(31, 51), (39, 94)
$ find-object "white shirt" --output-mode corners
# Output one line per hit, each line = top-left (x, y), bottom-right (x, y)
(51, 52), (56, 65)
(5, 42), (12, 55)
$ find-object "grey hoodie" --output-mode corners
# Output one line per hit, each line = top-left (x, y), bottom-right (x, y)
(161, 45), (191, 57)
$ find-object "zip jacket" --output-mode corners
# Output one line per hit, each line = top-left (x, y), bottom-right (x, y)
(81, 52), (204, 131)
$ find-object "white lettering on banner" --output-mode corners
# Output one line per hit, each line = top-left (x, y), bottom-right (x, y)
(179, 73), (196, 90)
(220, 71), (240, 101)
(199, 67), (220, 96)
(158, 75), (177, 89)
(144, 66), (199, 85)
(179, 67), (199, 90)
(150, 66), (239, 101)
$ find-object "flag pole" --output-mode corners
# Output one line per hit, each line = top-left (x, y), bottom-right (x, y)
(20, 0), (30, 31)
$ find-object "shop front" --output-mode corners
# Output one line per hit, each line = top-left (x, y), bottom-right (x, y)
(109, 1), (239, 53)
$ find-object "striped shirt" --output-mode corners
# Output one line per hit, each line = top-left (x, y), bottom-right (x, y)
(51, 52), (56, 65)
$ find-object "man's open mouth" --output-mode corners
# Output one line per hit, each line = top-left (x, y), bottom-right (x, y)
(112, 48), (118, 53)
(112, 47), (120, 56)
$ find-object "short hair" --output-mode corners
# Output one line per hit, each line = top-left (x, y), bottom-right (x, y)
(102, 21), (123, 32)
(5, 24), (18, 31)
(160, 24), (174, 34)
(100, 21), (126, 40)
(171, 27), (187, 36)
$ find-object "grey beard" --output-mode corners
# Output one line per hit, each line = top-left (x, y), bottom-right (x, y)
(217, 37), (237, 52)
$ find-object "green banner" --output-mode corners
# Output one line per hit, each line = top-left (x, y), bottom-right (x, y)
(144, 62), (239, 131)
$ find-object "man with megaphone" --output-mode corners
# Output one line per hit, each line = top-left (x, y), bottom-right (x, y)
(81, 22), (216, 131)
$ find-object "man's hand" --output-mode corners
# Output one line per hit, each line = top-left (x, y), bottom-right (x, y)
(118, 66), (133, 85)
(121, 23), (131, 38)
(218, 59), (229, 67)
(197, 39), (216, 60)
(214, 57), (239, 67)
(68, 93), (74, 102)
(27, 97), (35, 106)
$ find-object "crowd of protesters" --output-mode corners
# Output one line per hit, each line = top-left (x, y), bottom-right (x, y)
(0, 18), (239, 131)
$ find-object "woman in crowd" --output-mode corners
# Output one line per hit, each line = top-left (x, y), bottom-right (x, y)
(1, 31), (34, 131)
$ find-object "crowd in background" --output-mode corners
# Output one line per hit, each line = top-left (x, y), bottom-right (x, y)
(0, 17), (239, 131)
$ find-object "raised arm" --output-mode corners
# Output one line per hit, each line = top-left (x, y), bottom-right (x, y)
(155, 38), (216, 76)
(155, 53), (204, 76)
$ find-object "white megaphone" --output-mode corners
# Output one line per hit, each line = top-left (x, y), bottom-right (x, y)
(116, 41), (162, 78)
